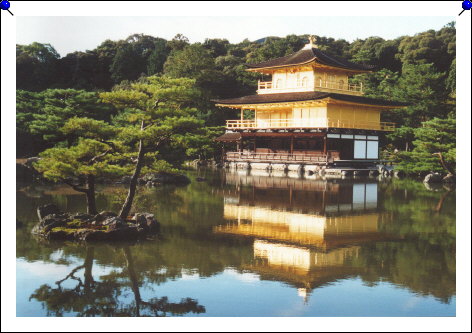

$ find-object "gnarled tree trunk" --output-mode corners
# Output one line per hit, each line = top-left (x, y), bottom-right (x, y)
(85, 175), (97, 215)
(119, 138), (145, 219)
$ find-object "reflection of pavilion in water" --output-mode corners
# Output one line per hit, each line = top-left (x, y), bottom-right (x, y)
(215, 173), (390, 301)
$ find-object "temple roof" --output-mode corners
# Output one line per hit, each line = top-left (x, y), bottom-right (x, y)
(213, 92), (408, 107)
(246, 47), (375, 72)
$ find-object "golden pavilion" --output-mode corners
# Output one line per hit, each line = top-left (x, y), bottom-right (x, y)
(215, 36), (406, 172)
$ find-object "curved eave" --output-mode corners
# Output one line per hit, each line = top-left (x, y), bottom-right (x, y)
(215, 97), (408, 110)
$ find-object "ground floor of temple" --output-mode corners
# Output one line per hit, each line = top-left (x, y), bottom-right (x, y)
(218, 130), (384, 173)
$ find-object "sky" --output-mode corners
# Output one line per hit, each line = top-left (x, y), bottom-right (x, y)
(16, 16), (455, 57)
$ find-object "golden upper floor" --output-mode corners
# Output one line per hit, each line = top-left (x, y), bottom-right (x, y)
(256, 67), (364, 96)
(246, 38), (373, 96)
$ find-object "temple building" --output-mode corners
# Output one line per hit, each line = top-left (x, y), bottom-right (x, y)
(214, 36), (406, 173)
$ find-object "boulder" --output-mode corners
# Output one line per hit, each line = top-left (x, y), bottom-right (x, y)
(143, 213), (160, 234)
(37, 204), (61, 221)
(102, 216), (127, 230)
(423, 172), (442, 183)
(442, 174), (456, 183)
(95, 211), (117, 222)
(25, 157), (41, 167)
(133, 213), (148, 229)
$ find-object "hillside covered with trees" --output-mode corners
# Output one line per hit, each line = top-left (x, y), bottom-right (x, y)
(16, 23), (456, 176)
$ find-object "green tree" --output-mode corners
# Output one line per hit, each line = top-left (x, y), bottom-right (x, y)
(395, 118), (456, 176)
(166, 34), (189, 51)
(100, 76), (203, 218)
(35, 118), (125, 214)
(27, 89), (116, 146)
(147, 38), (170, 75)
(16, 42), (60, 91)
(180, 126), (225, 161)
(58, 51), (101, 90)
(110, 43), (145, 83)
(203, 38), (229, 57)
(396, 27), (454, 72)
(17, 90), (46, 156)
(394, 63), (449, 125)
(164, 44), (214, 79)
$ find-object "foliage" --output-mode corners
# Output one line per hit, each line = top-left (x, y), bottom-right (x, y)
(35, 137), (126, 182)
(16, 42), (60, 91)
(16, 89), (117, 156)
(100, 76), (204, 217)
(394, 118), (456, 175)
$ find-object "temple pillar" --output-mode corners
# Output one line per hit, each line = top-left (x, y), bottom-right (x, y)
(323, 135), (327, 154)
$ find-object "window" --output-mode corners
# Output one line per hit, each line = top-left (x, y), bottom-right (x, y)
(301, 77), (309, 88)
(338, 80), (344, 89)
(366, 141), (379, 159)
(354, 140), (367, 159)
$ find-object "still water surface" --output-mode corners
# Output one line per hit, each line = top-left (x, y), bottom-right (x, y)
(16, 169), (456, 317)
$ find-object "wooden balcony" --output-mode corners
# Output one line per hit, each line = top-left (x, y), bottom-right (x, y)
(257, 79), (363, 96)
(226, 119), (395, 131)
(226, 151), (330, 164)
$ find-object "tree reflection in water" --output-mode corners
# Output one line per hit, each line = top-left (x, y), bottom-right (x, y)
(18, 170), (455, 316)
(29, 246), (205, 317)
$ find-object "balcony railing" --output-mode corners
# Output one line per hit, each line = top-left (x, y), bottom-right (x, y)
(314, 80), (363, 95)
(226, 151), (329, 163)
(257, 79), (363, 95)
(226, 119), (395, 131)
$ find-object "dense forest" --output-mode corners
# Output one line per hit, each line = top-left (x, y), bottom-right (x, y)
(16, 23), (456, 176)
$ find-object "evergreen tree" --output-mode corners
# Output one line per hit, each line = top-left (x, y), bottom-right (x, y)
(100, 76), (203, 218)
(395, 118), (456, 176)
(35, 118), (126, 214)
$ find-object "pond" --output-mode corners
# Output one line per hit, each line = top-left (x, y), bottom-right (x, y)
(16, 168), (456, 317)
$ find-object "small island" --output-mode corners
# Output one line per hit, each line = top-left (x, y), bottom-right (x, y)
(33, 204), (160, 242)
